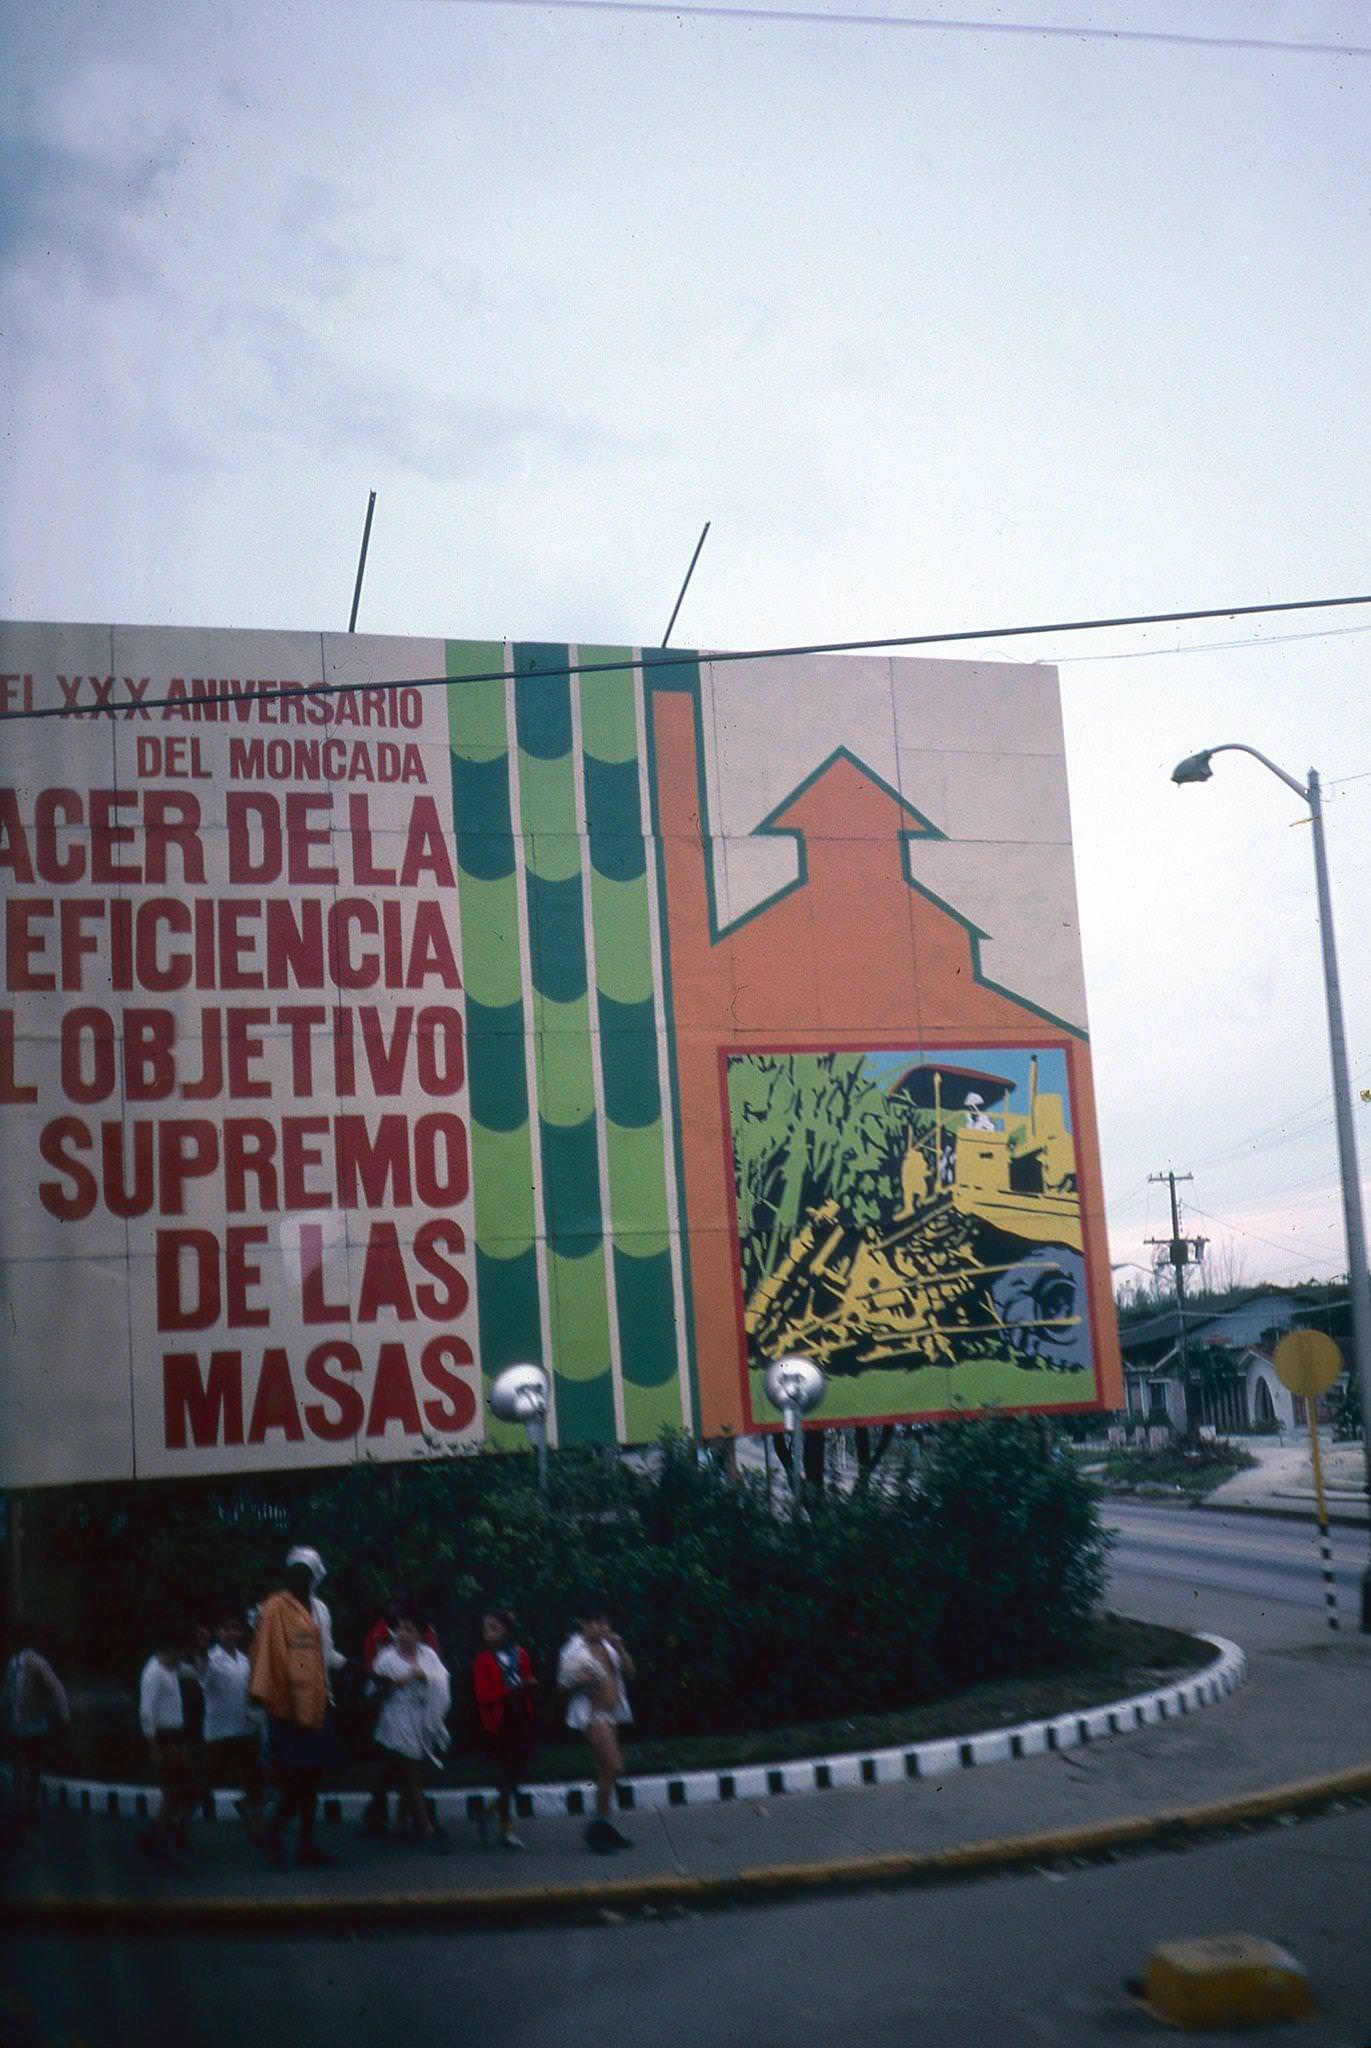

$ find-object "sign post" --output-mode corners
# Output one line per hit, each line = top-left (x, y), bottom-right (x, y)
(1272, 1331), (1345, 1632)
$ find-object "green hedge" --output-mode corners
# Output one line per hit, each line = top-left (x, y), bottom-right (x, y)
(16, 1416), (1109, 1739)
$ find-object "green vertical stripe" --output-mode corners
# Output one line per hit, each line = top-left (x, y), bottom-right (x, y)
(514, 643), (615, 1437)
(581, 649), (684, 1436)
(554, 1370), (616, 1447)
(448, 640), (541, 1446)
(547, 1246), (616, 1444)
(578, 653), (639, 763)
(514, 643), (573, 757)
(616, 1247), (685, 1440)
(602, 1123), (669, 1239)
(640, 648), (703, 1434)
(597, 1011), (661, 1131)
(457, 877), (525, 1010)
(447, 638), (692, 1449)
(539, 1119), (602, 1240)
(474, 1246), (542, 1451)
(526, 872), (589, 1002)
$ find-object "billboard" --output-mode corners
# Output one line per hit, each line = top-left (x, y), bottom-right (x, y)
(0, 624), (1120, 1484)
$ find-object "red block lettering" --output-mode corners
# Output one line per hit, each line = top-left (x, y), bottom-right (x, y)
(420, 1336), (477, 1434)
(247, 1349), (304, 1442)
(303, 1342), (365, 1441)
(156, 1228), (221, 1330)
(366, 1342), (423, 1437)
(164, 1351), (245, 1449)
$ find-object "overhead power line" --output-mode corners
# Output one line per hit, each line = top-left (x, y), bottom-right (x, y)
(445, 0), (1371, 63)
(1188, 1200), (1341, 1266)
(1055, 620), (1371, 665)
(5, 588), (1371, 725)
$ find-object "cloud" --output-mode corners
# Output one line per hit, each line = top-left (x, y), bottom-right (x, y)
(193, 299), (622, 481)
(0, 131), (156, 290)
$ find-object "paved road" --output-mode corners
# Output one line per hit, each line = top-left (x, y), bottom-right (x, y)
(1105, 1502), (1369, 1647)
(4, 1805), (1369, 2048)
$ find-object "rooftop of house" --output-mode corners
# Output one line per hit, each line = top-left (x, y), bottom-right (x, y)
(1118, 1286), (1338, 1366)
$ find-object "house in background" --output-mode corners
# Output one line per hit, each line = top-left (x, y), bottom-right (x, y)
(1118, 1288), (1343, 1435)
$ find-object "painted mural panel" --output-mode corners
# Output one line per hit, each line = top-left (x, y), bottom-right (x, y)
(0, 623), (1119, 1484)
(726, 1044), (1097, 1425)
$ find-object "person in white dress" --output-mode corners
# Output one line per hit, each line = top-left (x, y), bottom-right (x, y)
(371, 1613), (452, 1853)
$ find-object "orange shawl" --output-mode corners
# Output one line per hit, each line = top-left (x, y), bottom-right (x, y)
(249, 1590), (327, 1730)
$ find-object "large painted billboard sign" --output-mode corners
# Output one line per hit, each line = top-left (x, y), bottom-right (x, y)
(0, 624), (1120, 1484)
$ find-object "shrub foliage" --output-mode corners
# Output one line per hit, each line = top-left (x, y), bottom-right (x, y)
(18, 1416), (1109, 1737)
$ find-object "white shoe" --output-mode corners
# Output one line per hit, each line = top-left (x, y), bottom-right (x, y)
(500, 1830), (525, 1850)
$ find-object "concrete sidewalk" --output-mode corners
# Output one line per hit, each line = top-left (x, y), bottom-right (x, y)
(1200, 1436), (1369, 1522)
(5, 1623), (1368, 1922)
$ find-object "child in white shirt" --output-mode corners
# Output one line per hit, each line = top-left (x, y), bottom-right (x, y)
(557, 1599), (635, 1855)
(137, 1633), (194, 1868)
(197, 1615), (265, 1825)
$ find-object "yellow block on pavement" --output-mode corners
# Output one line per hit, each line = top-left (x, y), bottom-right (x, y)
(1140, 1934), (1316, 2028)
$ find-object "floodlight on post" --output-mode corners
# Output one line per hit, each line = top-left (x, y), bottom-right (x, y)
(762, 1355), (827, 1502)
(1172, 741), (1371, 1629)
(489, 1362), (551, 1496)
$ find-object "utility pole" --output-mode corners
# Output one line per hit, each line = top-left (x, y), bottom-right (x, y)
(1147, 1172), (1207, 1435)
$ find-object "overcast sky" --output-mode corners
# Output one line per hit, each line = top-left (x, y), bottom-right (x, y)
(4, 0), (1371, 1295)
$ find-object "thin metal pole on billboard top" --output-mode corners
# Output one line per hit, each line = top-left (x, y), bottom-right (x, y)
(661, 521), (711, 648)
(348, 490), (377, 634)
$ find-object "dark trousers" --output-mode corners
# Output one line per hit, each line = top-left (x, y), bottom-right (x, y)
(200, 1735), (266, 1816)
(484, 1717), (536, 1823)
(363, 1749), (410, 1832)
(265, 1767), (322, 1850)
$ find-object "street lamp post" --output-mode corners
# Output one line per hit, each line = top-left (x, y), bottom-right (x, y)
(489, 1362), (551, 1496)
(1173, 743), (1371, 1629)
(762, 1355), (827, 1502)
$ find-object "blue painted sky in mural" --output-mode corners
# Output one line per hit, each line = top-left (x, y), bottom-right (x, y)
(864, 1047), (1072, 1132)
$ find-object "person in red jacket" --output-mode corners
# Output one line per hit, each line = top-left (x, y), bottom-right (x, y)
(363, 1597), (441, 1672)
(471, 1608), (537, 1850)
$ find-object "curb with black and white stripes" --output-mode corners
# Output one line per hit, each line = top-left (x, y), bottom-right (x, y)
(28, 1635), (1244, 1830)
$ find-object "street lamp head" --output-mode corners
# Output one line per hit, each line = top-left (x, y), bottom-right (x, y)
(1171, 750), (1215, 786)
(489, 1361), (549, 1424)
(762, 1354), (827, 1417)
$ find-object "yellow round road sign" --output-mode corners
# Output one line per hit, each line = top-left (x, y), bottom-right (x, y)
(1272, 1330), (1342, 1397)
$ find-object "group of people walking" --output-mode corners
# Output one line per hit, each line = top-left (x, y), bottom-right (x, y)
(122, 1545), (637, 1870)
